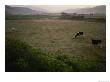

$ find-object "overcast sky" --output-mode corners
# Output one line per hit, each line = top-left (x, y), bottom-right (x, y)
(11, 5), (97, 13)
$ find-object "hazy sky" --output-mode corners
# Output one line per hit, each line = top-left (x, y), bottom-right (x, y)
(11, 5), (97, 13)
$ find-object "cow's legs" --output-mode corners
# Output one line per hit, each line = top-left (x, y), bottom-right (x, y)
(75, 34), (78, 38)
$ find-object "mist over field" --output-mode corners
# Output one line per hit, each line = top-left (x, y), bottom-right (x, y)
(5, 5), (106, 72)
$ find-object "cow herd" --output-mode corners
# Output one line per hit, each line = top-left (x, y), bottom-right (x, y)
(73, 32), (102, 48)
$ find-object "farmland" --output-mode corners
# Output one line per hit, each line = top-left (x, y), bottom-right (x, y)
(5, 18), (106, 72)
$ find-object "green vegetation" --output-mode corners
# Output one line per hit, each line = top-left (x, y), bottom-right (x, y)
(6, 15), (106, 22)
(5, 37), (106, 72)
(60, 12), (84, 20)
(5, 37), (72, 72)
(60, 12), (106, 22)
(5, 15), (55, 20)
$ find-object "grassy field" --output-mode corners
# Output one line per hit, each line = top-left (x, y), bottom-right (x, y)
(5, 18), (106, 72)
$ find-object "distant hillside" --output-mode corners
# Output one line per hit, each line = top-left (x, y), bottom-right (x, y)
(63, 5), (106, 14)
(5, 5), (47, 15)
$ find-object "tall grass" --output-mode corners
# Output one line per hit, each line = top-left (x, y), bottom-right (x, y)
(5, 37), (106, 72)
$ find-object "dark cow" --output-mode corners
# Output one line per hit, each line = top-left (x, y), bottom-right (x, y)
(91, 39), (102, 48)
(92, 39), (102, 45)
(73, 32), (84, 39)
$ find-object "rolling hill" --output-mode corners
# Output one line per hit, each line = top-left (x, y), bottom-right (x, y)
(5, 5), (47, 15)
(63, 5), (106, 14)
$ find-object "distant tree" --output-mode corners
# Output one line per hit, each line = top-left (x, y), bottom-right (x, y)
(61, 12), (71, 19)
(90, 13), (94, 16)
(61, 12), (69, 16)
(72, 13), (77, 15)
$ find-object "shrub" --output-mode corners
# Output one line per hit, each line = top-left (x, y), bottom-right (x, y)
(5, 37), (106, 72)
(5, 37), (72, 72)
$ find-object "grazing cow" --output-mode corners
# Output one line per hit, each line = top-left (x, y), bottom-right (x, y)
(73, 32), (84, 39)
(11, 27), (16, 31)
(92, 39), (102, 45)
(91, 39), (102, 48)
(10, 27), (18, 32)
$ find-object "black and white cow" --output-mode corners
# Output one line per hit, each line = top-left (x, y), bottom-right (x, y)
(11, 27), (16, 31)
(73, 32), (84, 39)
